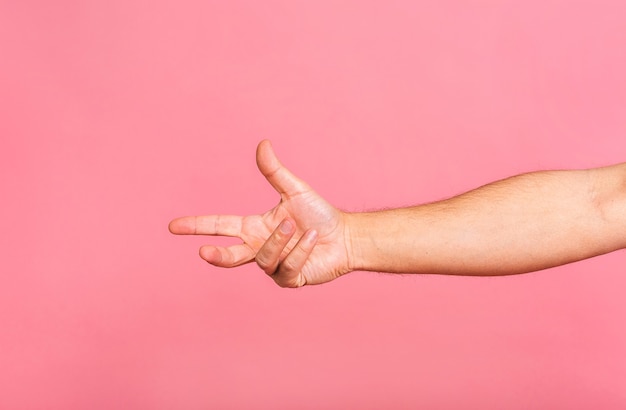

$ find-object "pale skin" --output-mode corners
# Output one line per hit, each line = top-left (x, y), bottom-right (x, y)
(169, 140), (626, 288)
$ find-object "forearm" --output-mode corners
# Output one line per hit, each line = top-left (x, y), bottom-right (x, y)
(346, 164), (626, 275)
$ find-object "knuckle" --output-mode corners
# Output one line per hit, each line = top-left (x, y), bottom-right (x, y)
(255, 254), (271, 271)
(256, 254), (280, 276)
(276, 279), (291, 288)
(274, 276), (298, 288)
(269, 232), (284, 246)
(273, 272), (305, 288)
(279, 259), (297, 275)
(273, 263), (297, 287)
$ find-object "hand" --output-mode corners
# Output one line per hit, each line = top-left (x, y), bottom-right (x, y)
(168, 140), (353, 287)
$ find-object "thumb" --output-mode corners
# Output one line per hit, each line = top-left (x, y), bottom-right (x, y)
(256, 140), (310, 197)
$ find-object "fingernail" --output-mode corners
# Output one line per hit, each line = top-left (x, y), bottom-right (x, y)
(280, 219), (293, 234)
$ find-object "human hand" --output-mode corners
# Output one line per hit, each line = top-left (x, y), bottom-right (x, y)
(168, 140), (353, 287)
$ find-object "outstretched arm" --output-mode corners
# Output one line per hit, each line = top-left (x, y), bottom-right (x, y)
(347, 164), (626, 275)
(169, 141), (626, 286)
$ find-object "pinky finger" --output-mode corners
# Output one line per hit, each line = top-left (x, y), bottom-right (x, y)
(199, 244), (255, 268)
(273, 229), (318, 288)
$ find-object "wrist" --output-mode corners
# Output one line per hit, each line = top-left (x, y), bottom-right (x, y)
(343, 212), (373, 273)
(343, 208), (418, 274)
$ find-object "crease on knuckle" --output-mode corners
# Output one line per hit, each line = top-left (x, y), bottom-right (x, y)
(275, 276), (298, 288)
(255, 254), (268, 269)
(214, 214), (221, 234)
(255, 254), (274, 274)
(279, 259), (298, 276)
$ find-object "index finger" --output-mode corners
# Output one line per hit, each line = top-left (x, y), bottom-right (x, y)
(168, 215), (243, 236)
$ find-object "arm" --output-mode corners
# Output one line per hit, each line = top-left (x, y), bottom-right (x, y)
(169, 141), (626, 287)
(347, 164), (626, 276)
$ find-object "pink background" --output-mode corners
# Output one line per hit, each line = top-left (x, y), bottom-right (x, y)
(1, 1), (626, 408)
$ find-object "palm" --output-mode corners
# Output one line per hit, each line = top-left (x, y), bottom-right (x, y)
(241, 188), (349, 285)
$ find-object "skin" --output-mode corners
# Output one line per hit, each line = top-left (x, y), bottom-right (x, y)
(168, 140), (352, 287)
(169, 140), (626, 288)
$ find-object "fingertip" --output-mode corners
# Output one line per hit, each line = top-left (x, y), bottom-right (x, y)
(258, 138), (272, 149)
(256, 139), (270, 161)
(199, 245), (221, 264)
(168, 218), (181, 234)
(169, 217), (195, 235)
(300, 228), (318, 248)
(256, 139), (279, 172)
